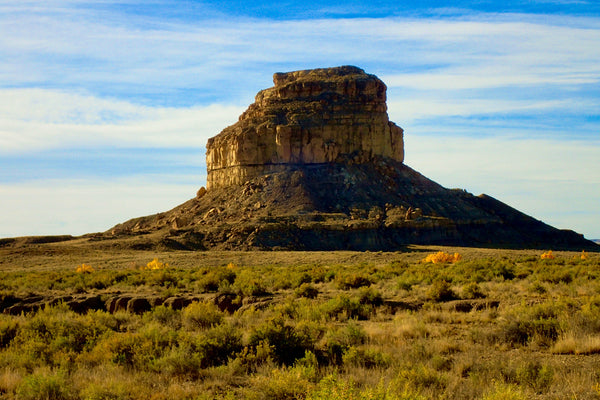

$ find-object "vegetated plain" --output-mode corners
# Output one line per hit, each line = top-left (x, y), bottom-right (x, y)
(1, 241), (600, 399)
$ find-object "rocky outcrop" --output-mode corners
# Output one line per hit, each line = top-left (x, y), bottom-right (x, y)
(105, 66), (598, 251)
(206, 66), (403, 189)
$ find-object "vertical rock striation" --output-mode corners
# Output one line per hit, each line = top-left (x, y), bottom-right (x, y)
(206, 66), (404, 189)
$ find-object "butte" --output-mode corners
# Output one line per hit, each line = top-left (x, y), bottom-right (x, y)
(109, 66), (597, 251)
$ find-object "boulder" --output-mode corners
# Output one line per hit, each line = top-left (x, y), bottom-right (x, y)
(127, 297), (152, 314)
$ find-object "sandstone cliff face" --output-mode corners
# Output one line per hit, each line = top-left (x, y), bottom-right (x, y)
(206, 66), (404, 189)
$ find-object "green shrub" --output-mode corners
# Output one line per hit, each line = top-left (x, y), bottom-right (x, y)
(482, 383), (528, 400)
(294, 272), (314, 287)
(0, 316), (18, 348)
(16, 369), (71, 400)
(233, 340), (274, 373)
(248, 318), (313, 366)
(539, 269), (573, 284)
(395, 364), (446, 392)
(427, 280), (457, 302)
(321, 295), (371, 321)
(248, 366), (314, 400)
(530, 281), (547, 294)
(306, 375), (360, 400)
(335, 274), (372, 290)
(461, 282), (486, 299)
(323, 323), (366, 365)
(342, 346), (391, 369)
(501, 305), (562, 347)
(154, 344), (203, 378)
(197, 268), (237, 293)
(93, 323), (176, 370)
(13, 305), (110, 367)
(145, 269), (179, 288)
(515, 361), (554, 394)
(233, 271), (269, 297)
(503, 320), (560, 347)
(80, 382), (127, 400)
(144, 305), (181, 329)
(493, 262), (516, 281)
(295, 283), (319, 299)
(308, 374), (427, 400)
(357, 287), (383, 306)
(196, 323), (243, 367)
(182, 301), (224, 330)
(397, 278), (414, 292)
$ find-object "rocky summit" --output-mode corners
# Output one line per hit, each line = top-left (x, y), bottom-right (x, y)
(206, 66), (404, 190)
(108, 66), (597, 251)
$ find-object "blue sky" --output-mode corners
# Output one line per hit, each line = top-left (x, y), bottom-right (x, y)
(1, 0), (599, 240)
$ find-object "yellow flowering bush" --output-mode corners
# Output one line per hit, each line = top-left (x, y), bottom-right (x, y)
(76, 264), (94, 273)
(423, 251), (462, 264)
(144, 258), (169, 270)
(581, 250), (588, 260)
(540, 251), (555, 260)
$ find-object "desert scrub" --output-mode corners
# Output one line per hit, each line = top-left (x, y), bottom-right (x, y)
(245, 354), (319, 400)
(514, 361), (554, 394)
(500, 303), (562, 347)
(322, 322), (367, 365)
(335, 273), (372, 289)
(0, 315), (18, 348)
(1, 247), (599, 399)
(321, 294), (372, 321)
(448, 258), (517, 282)
(195, 266), (237, 292)
(15, 368), (72, 400)
(232, 270), (269, 296)
(248, 317), (314, 366)
(182, 301), (224, 330)
(295, 283), (319, 299)
(427, 280), (457, 302)
(482, 383), (528, 400)
(307, 374), (427, 400)
(91, 324), (176, 369)
(342, 345), (391, 369)
(5, 304), (115, 370)
(461, 282), (486, 299)
(143, 304), (182, 329)
(356, 287), (383, 306)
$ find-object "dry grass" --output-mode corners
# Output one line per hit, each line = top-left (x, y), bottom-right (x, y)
(552, 334), (600, 355)
(0, 243), (599, 399)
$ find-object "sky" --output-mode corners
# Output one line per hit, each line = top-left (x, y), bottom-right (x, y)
(1, 0), (599, 240)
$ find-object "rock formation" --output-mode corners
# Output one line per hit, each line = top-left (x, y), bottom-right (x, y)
(106, 66), (598, 251)
(206, 66), (404, 189)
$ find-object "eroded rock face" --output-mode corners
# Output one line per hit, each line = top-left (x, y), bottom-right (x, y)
(105, 66), (599, 252)
(206, 66), (404, 189)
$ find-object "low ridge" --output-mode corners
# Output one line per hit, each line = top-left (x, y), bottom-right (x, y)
(107, 66), (596, 251)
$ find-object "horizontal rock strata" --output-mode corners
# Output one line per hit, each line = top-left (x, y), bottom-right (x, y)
(206, 66), (403, 189)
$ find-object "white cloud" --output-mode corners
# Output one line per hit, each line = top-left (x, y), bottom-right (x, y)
(0, 175), (200, 237)
(383, 68), (599, 90)
(1, 9), (599, 96)
(387, 98), (574, 123)
(0, 89), (243, 153)
(405, 135), (600, 238)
